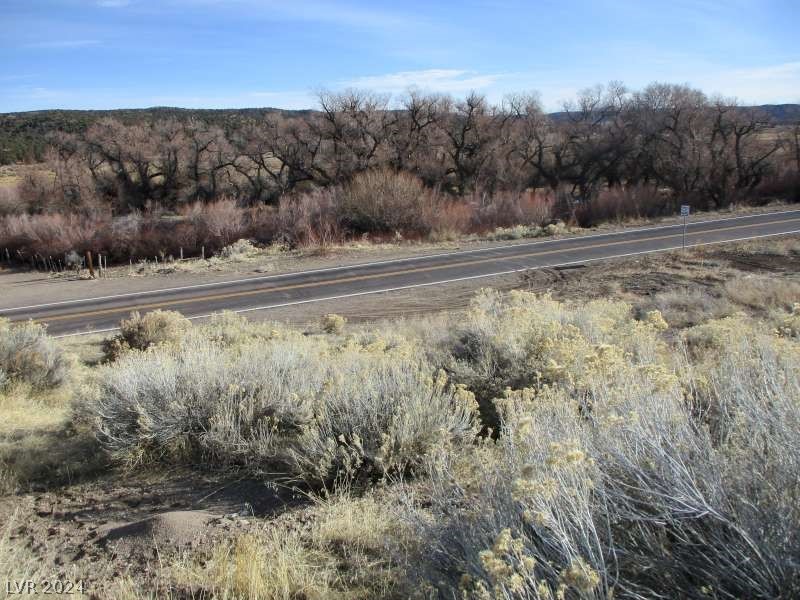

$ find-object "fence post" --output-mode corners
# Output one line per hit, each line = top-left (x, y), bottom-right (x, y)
(86, 250), (95, 278)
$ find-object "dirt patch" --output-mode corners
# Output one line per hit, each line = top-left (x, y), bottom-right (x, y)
(97, 510), (216, 552)
(712, 250), (799, 273)
(0, 469), (303, 594)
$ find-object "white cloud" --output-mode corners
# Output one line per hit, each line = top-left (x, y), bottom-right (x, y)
(341, 69), (506, 96)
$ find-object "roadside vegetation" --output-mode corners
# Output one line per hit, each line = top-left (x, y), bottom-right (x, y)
(1, 83), (799, 269)
(1, 238), (799, 598)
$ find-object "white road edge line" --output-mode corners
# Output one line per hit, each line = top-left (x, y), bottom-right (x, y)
(7, 209), (800, 313)
(51, 228), (800, 339)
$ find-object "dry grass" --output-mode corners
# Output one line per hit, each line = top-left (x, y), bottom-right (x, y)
(0, 511), (57, 592)
(647, 288), (735, 328)
(154, 493), (410, 600)
(0, 318), (105, 494)
(728, 236), (800, 257)
(0, 383), (104, 495)
(723, 275), (800, 310)
(198, 530), (338, 600)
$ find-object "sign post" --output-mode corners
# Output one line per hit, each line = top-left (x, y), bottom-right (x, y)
(680, 205), (690, 250)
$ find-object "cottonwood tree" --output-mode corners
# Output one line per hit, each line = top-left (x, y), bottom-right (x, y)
(313, 90), (394, 183)
(82, 118), (188, 210)
(557, 83), (634, 200)
(629, 84), (712, 206)
(496, 93), (554, 191)
(182, 120), (236, 203)
(434, 92), (499, 194)
(386, 91), (447, 185)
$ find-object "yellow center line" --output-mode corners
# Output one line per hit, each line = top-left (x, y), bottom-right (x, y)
(20, 217), (800, 324)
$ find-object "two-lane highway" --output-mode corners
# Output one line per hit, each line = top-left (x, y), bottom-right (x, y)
(3, 210), (800, 336)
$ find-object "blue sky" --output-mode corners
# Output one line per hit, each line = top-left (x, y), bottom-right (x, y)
(1, 0), (798, 112)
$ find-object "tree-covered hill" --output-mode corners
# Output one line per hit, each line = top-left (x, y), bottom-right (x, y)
(2, 103), (797, 165)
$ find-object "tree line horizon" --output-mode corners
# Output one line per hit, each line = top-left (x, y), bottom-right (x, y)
(2, 81), (797, 215)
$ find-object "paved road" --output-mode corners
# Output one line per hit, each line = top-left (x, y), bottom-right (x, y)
(3, 210), (800, 337)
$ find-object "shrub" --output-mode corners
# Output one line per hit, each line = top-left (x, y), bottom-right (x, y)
(0, 200), (267, 268)
(0, 318), (70, 390)
(288, 351), (479, 486)
(468, 190), (555, 231)
(217, 238), (260, 260)
(83, 332), (479, 485)
(103, 310), (191, 359)
(779, 303), (800, 337)
(276, 188), (341, 246)
(16, 170), (56, 213)
(0, 211), (111, 261)
(574, 184), (669, 227)
(754, 170), (800, 204)
(200, 311), (282, 347)
(181, 198), (247, 248)
(403, 315), (800, 599)
(0, 183), (26, 216)
(320, 313), (347, 334)
(434, 290), (668, 428)
(427, 201), (473, 241)
(337, 169), (434, 235)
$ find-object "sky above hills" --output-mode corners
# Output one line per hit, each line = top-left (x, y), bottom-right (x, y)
(1, 0), (798, 112)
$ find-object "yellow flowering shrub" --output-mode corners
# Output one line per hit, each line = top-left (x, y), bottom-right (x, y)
(440, 290), (671, 427)
(321, 313), (347, 335)
(405, 299), (800, 599)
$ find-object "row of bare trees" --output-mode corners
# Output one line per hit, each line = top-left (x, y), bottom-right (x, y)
(22, 82), (800, 216)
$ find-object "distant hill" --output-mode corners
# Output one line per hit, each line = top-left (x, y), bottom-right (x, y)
(1, 104), (797, 165)
(0, 107), (312, 164)
(756, 104), (800, 124)
(548, 104), (800, 125)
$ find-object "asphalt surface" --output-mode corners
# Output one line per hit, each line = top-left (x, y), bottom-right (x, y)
(3, 210), (800, 337)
